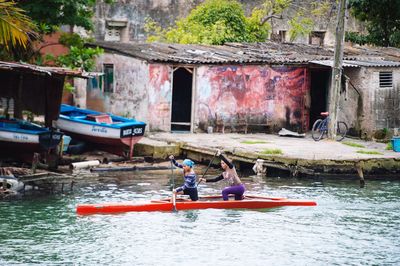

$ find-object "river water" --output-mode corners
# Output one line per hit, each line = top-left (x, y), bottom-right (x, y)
(0, 171), (399, 266)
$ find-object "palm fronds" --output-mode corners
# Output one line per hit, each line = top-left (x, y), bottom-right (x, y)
(0, 0), (37, 50)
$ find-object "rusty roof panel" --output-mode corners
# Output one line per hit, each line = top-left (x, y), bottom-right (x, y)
(0, 61), (85, 77)
(88, 41), (400, 65)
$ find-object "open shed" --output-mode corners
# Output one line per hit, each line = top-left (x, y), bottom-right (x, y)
(0, 61), (84, 127)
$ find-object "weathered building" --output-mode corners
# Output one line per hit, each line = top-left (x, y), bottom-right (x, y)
(83, 41), (400, 138)
(93, 0), (364, 46)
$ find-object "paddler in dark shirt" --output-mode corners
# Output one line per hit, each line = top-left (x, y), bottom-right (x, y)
(199, 150), (245, 200)
(169, 155), (198, 201)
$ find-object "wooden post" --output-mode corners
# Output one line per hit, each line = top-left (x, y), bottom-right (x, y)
(14, 74), (24, 119)
(328, 0), (347, 140)
(32, 153), (40, 174)
(355, 161), (365, 188)
(129, 137), (134, 160)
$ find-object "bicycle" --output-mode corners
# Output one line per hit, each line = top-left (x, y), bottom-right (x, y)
(311, 112), (348, 141)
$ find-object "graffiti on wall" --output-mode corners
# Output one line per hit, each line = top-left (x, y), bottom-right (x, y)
(196, 65), (309, 132)
(148, 64), (172, 131)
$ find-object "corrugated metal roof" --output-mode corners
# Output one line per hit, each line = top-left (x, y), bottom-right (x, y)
(310, 60), (360, 67)
(346, 60), (400, 67)
(88, 41), (334, 64)
(88, 41), (400, 66)
(0, 61), (85, 77)
(311, 59), (400, 68)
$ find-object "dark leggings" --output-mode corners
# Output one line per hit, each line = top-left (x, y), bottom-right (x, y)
(222, 184), (245, 201)
(183, 187), (198, 201)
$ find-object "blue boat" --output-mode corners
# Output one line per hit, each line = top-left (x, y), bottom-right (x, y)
(0, 117), (63, 158)
(54, 105), (146, 159)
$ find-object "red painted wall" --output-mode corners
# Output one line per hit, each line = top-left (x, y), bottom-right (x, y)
(196, 65), (310, 133)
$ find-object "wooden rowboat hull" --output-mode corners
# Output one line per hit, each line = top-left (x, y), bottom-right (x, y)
(0, 117), (63, 160)
(76, 195), (317, 215)
(54, 105), (146, 158)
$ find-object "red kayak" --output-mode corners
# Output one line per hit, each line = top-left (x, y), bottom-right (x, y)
(76, 195), (317, 215)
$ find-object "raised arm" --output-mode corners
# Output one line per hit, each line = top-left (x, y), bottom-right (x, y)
(169, 155), (183, 169)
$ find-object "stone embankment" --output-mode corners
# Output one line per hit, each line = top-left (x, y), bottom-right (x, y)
(136, 133), (400, 178)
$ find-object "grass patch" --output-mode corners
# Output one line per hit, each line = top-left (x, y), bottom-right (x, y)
(260, 148), (283, 155)
(386, 142), (393, 150)
(356, 150), (383, 155)
(241, 140), (268, 144)
(342, 141), (365, 148)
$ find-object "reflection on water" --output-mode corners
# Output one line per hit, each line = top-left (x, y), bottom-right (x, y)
(0, 171), (399, 266)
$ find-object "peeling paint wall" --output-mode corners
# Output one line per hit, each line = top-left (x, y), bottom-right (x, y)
(342, 67), (400, 138)
(91, 53), (149, 123)
(372, 68), (400, 130)
(148, 64), (172, 131)
(90, 51), (400, 137)
(340, 68), (363, 136)
(195, 65), (309, 133)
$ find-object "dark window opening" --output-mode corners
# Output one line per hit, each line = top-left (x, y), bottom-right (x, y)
(279, 30), (286, 42)
(309, 31), (325, 46)
(103, 64), (114, 93)
(171, 67), (193, 132)
(379, 71), (393, 88)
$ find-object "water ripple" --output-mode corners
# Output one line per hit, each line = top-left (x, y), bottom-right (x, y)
(0, 178), (399, 265)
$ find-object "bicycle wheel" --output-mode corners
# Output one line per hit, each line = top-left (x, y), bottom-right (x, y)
(311, 119), (325, 141)
(336, 121), (348, 141)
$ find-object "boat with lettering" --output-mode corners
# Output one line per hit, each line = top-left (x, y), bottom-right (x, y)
(0, 117), (63, 158)
(54, 105), (146, 159)
(76, 195), (317, 215)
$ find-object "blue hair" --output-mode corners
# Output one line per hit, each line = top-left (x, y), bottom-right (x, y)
(182, 159), (194, 168)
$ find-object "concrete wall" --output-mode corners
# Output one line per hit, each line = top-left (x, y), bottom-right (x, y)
(273, 1), (364, 46)
(94, 0), (363, 45)
(372, 68), (400, 131)
(195, 65), (309, 133)
(91, 53), (149, 123)
(342, 67), (400, 138)
(340, 67), (363, 136)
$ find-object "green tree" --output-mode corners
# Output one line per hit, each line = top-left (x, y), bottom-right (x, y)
(47, 33), (103, 71)
(348, 0), (400, 47)
(146, 0), (265, 45)
(6, 0), (113, 63)
(145, 0), (331, 45)
(0, 0), (37, 51)
(16, 0), (113, 33)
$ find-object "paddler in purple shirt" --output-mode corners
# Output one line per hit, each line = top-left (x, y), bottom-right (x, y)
(169, 155), (199, 201)
(199, 150), (245, 200)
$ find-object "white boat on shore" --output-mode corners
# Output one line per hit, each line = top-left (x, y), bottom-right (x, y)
(0, 117), (63, 159)
(54, 105), (146, 159)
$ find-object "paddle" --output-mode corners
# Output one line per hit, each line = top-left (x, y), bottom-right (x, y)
(170, 160), (177, 212)
(197, 150), (218, 186)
